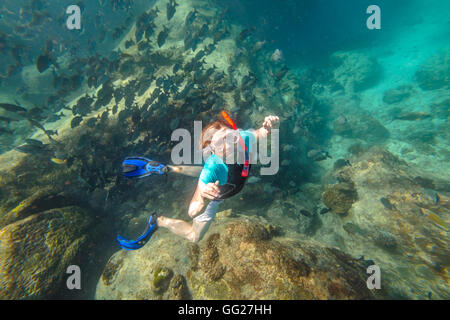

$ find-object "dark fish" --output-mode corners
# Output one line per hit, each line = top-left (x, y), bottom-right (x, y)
(274, 66), (289, 81)
(173, 63), (182, 73)
(0, 103), (27, 114)
(307, 149), (331, 161)
(157, 26), (169, 47)
(36, 54), (51, 73)
(394, 112), (431, 121)
(112, 26), (126, 40)
(0, 116), (19, 124)
(205, 43), (216, 55)
(137, 12), (150, 28)
(46, 113), (62, 123)
(71, 116), (83, 128)
(125, 39), (135, 49)
(27, 118), (46, 132)
(0, 127), (13, 135)
(148, 7), (160, 20)
(26, 106), (45, 120)
(166, 0), (178, 21)
(343, 223), (368, 237)
(185, 9), (198, 26)
(237, 26), (256, 42)
(45, 129), (58, 137)
(135, 27), (144, 42)
(197, 23), (209, 38)
(15, 143), (51, 155)
(299, 209), (312, 217)
(25, 138), (43, 146)
(194, 49), (206, 61)
(380, 197), (394, 210)
(85, 117), (97, 128)
(144, 22), (157, 39)
(213, 72), (225, 82)
(213, 26), (230, 44)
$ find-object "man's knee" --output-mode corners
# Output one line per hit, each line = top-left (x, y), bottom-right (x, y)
(187, 230), (202, 243)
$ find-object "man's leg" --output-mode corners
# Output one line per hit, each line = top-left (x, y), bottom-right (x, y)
(157, 216), (211, 242)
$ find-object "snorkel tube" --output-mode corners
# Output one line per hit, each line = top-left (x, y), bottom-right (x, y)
(221, 111), (250, 177)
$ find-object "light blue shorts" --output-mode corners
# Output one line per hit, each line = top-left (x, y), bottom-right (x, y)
(193, 200), (222, 223)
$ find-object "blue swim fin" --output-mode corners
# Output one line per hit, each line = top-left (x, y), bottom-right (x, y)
(122, 157), (167, 179)
(117, 213), (158, 250)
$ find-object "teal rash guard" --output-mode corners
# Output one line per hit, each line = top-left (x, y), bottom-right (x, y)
(199, 130), (255, 185)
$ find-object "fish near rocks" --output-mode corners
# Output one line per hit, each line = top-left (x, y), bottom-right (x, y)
(273, 65), (289, 81)
(307, 149), (331, 161)
(237, 26), (256, 42)
(0, 116), (19, 124)
(0, 103), (27, 115)
(157, 26), (169, 47)
(36, 54), (50, 72)
(71, 116), (83, 129)
(185, 9), (198, 27)
(394, 112), (431, 121)
(380, 197), (395, 210)
(15, 142), (52, 155)
(166, 0), (178, 21)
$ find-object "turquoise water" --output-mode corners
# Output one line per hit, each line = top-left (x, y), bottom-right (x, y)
(0, 0), (448, 300)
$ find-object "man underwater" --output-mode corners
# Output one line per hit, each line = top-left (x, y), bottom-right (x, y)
(117, 111), (279, 249)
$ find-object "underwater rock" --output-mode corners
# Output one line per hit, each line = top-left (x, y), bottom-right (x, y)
(0, 206), (93, 299)
(316, 147), (450, 299)
(0, 188), (80, 227)
(322, 182), (358, 214)
(373, 230), (397, 251)
(429, 98), (450, 120)
(153, 266), (174, 294)
(383, 85), (413, 104)
(332, 114), (390, 144)
(95, 215), (383, 300)
(415, 51), (450, 90)
(330, 51), (382, 92)
(393, 111), (431, 121)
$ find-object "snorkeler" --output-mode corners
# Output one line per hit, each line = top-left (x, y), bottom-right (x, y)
(117, 111), (279, 249)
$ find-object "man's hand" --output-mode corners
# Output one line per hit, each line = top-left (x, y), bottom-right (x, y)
(263, 115), (280, 129)
(200, 181), (220, 200)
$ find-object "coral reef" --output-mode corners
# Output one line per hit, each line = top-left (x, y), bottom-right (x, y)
(332, 114), (390, 144)
(316, 147), (449, 299)
(330, 51), (382, 92)
(96, 215), (385, 300)
(415, 51), (450, 90)
(322, 182), (358, 215)
(0, 206), (93, 299)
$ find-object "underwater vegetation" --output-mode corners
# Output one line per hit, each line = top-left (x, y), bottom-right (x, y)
(0, 0), (449, 300)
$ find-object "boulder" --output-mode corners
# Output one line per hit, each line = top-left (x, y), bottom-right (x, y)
(383, 85), (413, 104)
(415, 51), (450, 90)
(95, 215), (385, 300)
(332, 114), (390, 144)
(322, 182), (358, 214)
(315, 147), (450, 299)
(0, 206), (93, 299)
(330, 51), (382, 92)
